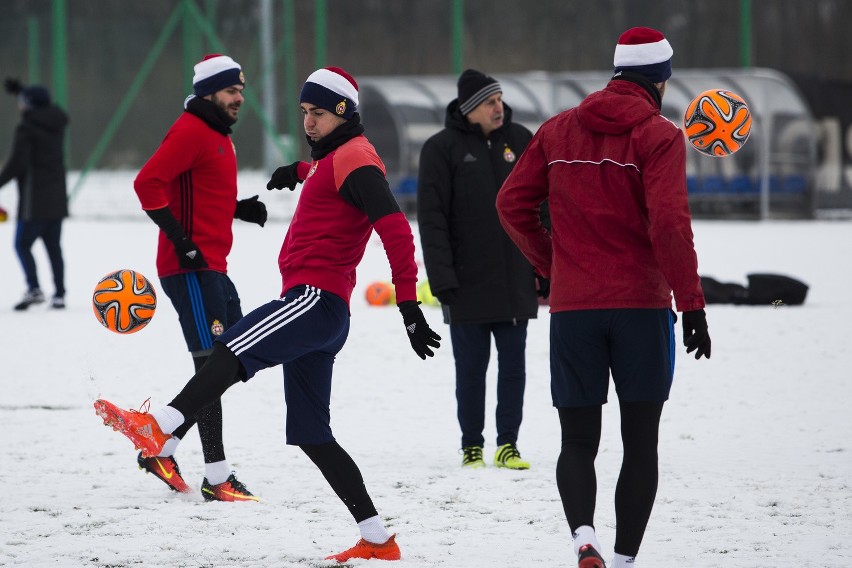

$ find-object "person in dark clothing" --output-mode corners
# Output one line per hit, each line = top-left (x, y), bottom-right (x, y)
(0, 79), (69, 310)
(417, 69), (547, 470)
(497, 28), (712, 568)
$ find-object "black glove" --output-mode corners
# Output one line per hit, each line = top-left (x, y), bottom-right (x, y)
(682, 309), (711, 360)
(434, 288), (459, 306)
(398, 300), (442, 359)
(172, 236), (208, 270)
(535, 274), (550, 299)
(4, 78), (22, 95)
(234, 195), (267, 227)
(266, 162), (304, 190)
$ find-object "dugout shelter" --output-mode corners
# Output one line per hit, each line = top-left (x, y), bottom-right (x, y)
(359, 68), (816, 219)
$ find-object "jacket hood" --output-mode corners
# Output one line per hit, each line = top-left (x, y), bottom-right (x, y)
(576, 79), (659, 135)
(444, 98), (515, 135)
(23, 105), (69, 134)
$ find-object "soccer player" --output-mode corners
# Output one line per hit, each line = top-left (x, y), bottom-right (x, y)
(96, 66), (441, 562)
(496, 28), (712, 568)
(133, 54), (267, 500)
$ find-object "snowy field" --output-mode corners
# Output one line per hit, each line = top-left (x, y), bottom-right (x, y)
(0, 174), (850, 567)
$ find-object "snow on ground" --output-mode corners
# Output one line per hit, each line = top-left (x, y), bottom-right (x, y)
(0, 175), (850, 567)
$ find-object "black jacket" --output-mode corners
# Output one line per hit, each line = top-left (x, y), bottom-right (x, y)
(417, 100), (541, 324)
(0, 105), (69, 220)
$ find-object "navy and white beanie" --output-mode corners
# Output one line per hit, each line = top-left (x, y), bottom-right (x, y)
(192, 54), (245, 98)
(457, 69), (501, 116)
(19, 85), (51, 109)
(613, 27), (673, 84)
(300, 67), (359, 120)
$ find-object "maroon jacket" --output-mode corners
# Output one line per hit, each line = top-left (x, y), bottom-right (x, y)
(497, 79), (705, 313)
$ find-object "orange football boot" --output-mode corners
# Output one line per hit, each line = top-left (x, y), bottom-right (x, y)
(201, 473), (259, 502)
(137, 452), (192, 493)
(326, 534), (401, 562)
(94, 398), (170, 458)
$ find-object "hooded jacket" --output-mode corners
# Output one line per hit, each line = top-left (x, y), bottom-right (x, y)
(0, 105), (69, 221)
(497, 79), (705, 313)
(418, 100), (540, 325)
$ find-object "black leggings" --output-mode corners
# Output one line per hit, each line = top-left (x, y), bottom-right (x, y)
(300, 442), (379, 523)
(169, 343), (243, 463)
(556, 400), (663, 557)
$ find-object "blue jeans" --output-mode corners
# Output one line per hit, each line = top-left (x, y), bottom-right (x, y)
(450, 320), (528, 448)
(15, 219), (64, 296)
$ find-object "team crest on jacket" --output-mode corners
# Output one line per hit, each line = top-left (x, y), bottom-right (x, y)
(336, 100), (347, 116)
(210, 319), (224, 336)
(503, 146), (516, 163)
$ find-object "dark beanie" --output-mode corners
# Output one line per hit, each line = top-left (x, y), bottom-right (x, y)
(457, 69), (501, 115)
(20, 85), (51, 108)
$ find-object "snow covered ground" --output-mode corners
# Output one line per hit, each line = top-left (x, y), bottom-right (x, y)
(0, 175), (850, 567)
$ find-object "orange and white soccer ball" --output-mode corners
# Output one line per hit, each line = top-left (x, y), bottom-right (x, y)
(683, 89), (752, 157)
(92, 269), (157, 334)
(365, 281), (395, 306)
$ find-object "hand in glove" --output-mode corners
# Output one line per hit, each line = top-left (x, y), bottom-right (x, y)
(172, 236), (208, 270)
(234, 195), (267, 227)
(535, 274), (550, 299)
(682, 309), (711, 359)
(398, 300), (442, 359)
(4, 78), (22, 95)
(267, 162), (304, 191)
(434, 288), (459, 306)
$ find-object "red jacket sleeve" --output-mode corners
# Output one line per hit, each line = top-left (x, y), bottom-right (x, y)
(373, 212), (418, 303)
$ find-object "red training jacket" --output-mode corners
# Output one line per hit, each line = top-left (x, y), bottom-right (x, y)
(134, 111), (238, 277)
(278, 136), (418, 305)
(497, 79), (705, 313)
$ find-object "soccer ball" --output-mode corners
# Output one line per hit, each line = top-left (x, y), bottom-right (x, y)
(92, 269), (157, 334)
(365, 281), (395, 306)
(683, 89), (752, 157)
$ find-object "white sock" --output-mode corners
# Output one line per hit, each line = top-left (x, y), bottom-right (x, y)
(357, 515), (391, 544)
(151, 406), (185, 434)
(611, 553), (636, 567)
(572, 525), (603, 556)
(157, 436), (181, 457)
(204, 460), (231, 486)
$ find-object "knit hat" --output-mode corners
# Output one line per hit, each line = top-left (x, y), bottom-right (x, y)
(457, 69), (501, 115)
(192, 54), (245, 98)
(19, 85), (51, 108)
(613, 27), (673, 83)
(300, 67), (359, 120)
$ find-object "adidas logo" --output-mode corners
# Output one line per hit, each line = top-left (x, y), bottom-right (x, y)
(463, 153), (476, 162)
(406, 323), (417, 334)
(186, 250), (197, 259)
(137, 423), (153, 438)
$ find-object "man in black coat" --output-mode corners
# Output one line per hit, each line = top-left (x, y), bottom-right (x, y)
(0, 79), (69, 310)
(417, 69), (547, 470)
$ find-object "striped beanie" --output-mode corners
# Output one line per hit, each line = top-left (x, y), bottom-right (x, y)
(300, 67), (359, 120)
(613, 27), (673, 84)
(457, 69), (501, 115)
(193, 54), (245, 97)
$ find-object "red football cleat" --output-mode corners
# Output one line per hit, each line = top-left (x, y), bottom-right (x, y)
(137, 452), (192, 493)
(94, 398), (170, 458)
(326, 534), (401, 562)
(577, 544), (607, 568)
(201, 473), (259, 502)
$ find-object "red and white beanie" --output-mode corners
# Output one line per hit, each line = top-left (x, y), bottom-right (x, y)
(613, 27), (673, 83)
(300, 67), (359, 120)
(193, 54), (245, 97)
